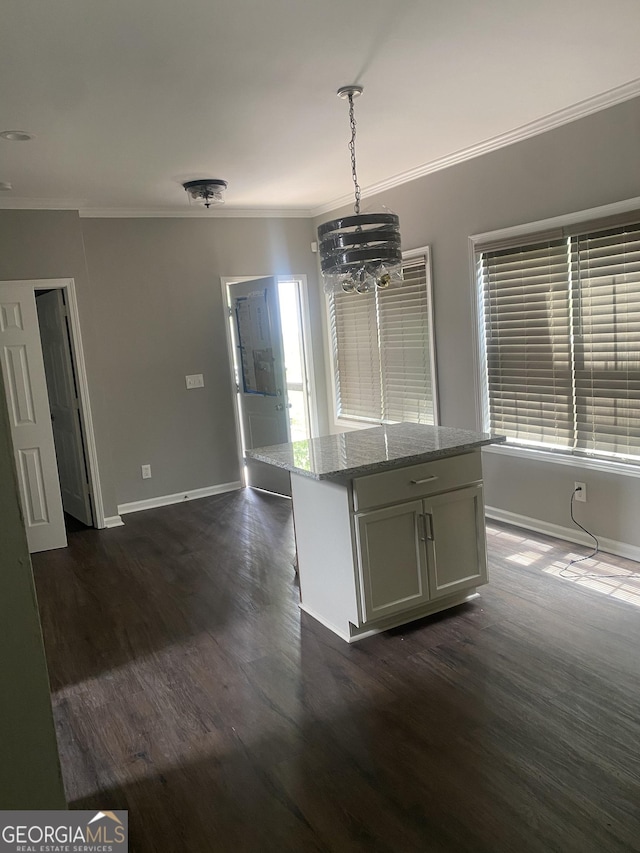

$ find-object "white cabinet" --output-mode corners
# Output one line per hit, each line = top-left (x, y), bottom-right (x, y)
(356, 500), (428, 622)
(423, 484), (487, 599)
(355, 484), (487, 624)
(291, 450), (489, 643)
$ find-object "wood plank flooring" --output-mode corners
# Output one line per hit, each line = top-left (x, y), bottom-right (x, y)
(32, 489), (640, 853)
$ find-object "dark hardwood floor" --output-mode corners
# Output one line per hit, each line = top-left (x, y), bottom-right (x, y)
(32, 489), (640, 853)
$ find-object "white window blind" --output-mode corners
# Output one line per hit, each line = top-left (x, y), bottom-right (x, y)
(571, 223), (640, 458)
(480, 238), (573, 446)
(330, 287), (381, 420)
(329, 253), (436, 424)
(479, 218), (640, 463)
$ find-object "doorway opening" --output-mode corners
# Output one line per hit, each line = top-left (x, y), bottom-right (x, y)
(0, 277), (104, 552)
(222, 275), (317, 496)
(35, 288), (94, 533)
(276, 278), (313, 442)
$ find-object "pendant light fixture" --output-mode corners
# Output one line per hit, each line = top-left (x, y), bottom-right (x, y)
(318, 86), (402, 295)
(183, 178), (228, 208)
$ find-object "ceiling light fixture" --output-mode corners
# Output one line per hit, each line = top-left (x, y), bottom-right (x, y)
(0, 130), (34, 142)
(0, 181), (13, 191)
(317, 85), (402, 295)
(183, 178), (228, 208)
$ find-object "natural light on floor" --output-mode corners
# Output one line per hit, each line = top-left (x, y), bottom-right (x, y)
(486, 523), (640, 609)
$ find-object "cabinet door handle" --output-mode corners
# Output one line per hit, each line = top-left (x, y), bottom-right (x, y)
(424, 512), (435, 541)
(410, 475), (438, 485)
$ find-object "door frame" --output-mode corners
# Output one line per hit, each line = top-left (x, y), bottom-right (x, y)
(220, 274), (319, 486)
(1, 278), (105, 528)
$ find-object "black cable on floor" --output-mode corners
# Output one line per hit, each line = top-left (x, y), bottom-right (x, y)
(560, 487), (640, 580)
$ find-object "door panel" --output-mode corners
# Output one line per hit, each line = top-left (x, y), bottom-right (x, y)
(247, 411), (284, 449)
(228, 277), (291, 497)
(4, 345), (36, 423)
(356, 500), (428, 623)
(0, 283), (66, 552)
(18, 447), (50, 524)
(36, 290), (93, 525)
(424, 485), (487, 599)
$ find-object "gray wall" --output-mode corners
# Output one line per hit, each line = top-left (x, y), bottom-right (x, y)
(81, 216), (324, 506)
(0, 210), (118, 517)
(315, 96), (640, 546)
(0, 370), (66, 809)
(0, 212), (325, 514)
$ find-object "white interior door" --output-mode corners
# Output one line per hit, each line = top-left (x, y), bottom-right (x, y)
(228, 277), (291, 496)
(36, 289), (93, 526)
(0, 283), (67, 552)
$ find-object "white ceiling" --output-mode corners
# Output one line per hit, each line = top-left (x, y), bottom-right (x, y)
(1, 0), (640, 216)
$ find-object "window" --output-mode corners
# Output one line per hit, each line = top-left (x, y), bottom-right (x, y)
(477, 214), (640, 463)
(328, 249), (438, 425)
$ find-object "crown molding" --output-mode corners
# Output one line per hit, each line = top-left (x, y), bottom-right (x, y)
(311, 77), (640, 218)
(0, 199), (312, 218)
(0, 198), (89, 210)
(0, 198), (311, 219)
(78, 206), (313, 218)
(1, 77), (639, 220)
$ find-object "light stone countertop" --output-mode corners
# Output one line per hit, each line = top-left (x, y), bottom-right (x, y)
(246, 423), (505, 481)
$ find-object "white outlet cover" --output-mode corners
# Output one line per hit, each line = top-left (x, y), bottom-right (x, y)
(186, 373), (204, 389)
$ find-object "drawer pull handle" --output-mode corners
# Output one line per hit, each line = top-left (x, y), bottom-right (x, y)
(410, 475), (439, 485)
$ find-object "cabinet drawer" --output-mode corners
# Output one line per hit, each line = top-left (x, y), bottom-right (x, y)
(352, 451), (482, 511)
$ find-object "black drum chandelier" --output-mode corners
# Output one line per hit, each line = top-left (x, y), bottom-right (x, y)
(318, 85), (403, 295)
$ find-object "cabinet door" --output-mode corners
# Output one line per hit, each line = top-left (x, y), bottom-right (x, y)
(356, 500), (429, 623)
(423, 484), (487, 600)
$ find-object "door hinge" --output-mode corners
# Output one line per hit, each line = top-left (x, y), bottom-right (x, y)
(228, 307), (233, 317)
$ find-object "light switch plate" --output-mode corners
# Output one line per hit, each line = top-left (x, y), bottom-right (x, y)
(186, 373), (204, 389)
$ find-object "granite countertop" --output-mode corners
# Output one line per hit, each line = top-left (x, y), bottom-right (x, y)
(246, 423), (505, 481)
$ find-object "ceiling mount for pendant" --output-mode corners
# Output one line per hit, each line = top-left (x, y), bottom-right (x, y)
(183, 178), (228, 208)
(317, 85), (403, 295)
(336, 85), (363, 100)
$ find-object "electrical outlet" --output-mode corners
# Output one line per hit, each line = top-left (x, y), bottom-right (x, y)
(574, 481), (586, 502)
(141, 464), (152, 479)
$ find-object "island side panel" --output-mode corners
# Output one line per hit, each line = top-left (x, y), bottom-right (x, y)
(291, 472), (360, 640)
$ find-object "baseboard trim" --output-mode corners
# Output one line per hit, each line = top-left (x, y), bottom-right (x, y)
(300, 592), (480, 644)
(485, 506), (640, 563)
(118, 481), (243, 516)
(299, 604), (352, 643)
(103, 515), (124, 528)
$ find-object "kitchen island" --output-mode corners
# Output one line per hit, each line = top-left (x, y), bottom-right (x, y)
(247, 423), (505, 642)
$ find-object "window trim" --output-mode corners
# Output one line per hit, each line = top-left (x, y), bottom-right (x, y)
(469, 194), (640, 465)
(323, 245), (439, 432)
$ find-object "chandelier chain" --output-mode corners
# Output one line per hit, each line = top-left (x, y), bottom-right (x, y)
(348, 93), (361, 216)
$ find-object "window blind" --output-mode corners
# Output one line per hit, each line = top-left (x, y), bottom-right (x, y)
(329, 254), (435, 424)
(571, 223), (640, 457)
(378, 257), (434, 423)
(330, 287), (382, 420)
(479, 216), (640, 463)
(481, 239), (573, 445)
